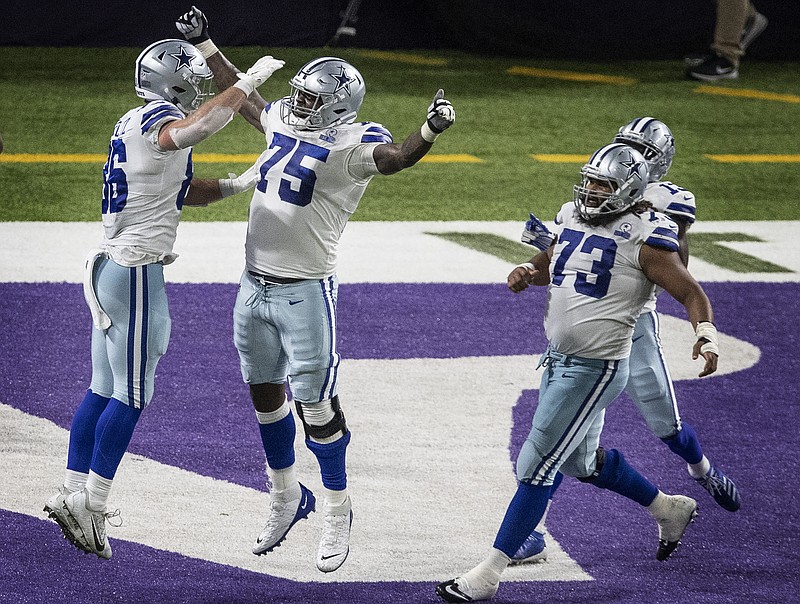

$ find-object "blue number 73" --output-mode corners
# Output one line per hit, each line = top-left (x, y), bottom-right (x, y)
(551, 228), (618, 299)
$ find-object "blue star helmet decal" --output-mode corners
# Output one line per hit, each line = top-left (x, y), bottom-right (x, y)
(169, 46), (196, 72)
(331, 65), (355, 95)
(618, 155), (642, 179)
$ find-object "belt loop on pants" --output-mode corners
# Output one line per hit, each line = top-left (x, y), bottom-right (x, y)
(537, 346), (571, 369)
(248, 271), (305, 286)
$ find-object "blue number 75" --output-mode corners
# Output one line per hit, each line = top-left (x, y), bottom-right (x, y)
(256, 133), (330, 207)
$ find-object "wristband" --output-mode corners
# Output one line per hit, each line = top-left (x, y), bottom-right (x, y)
(233, 76), (255, 97)
(695, 321), (719, 356)
(219, 178), (236, 199)
(195, 39), (219, 59)
(420, 122), (440, 143)
(515, 262), (535, 271)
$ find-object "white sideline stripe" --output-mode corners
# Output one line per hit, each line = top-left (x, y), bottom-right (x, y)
(1, 221), (798, 284)
(1, 356), (592, 583)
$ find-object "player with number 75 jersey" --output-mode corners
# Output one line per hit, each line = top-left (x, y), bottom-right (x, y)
(175, 4), (456, 574)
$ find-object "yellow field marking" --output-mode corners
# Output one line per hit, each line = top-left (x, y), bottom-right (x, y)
(0, 153), (105, 163)
(420, 154), (482, 163)
(694, 85), (800, 104)
(530, 154), (588, 163)
(0, 153), (262, 164)
(706, 154), (800, 163)
(0, 152), (481, 164)
(507, 66), (637, 85)
(356, 50), (448, 66)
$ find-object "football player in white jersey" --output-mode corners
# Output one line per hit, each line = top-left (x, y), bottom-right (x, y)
(614, 118), (739, 508)
(437, 144), (720, 602)
(44, 39), (285, 559)
(175, 6), (455, 572)
(511, 118), (740, 566)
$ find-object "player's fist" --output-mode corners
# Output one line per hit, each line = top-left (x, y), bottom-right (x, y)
(176, 5), (209, 44)
(426, 89), (455, 134)
(521, 213), (556, 251)
(233, 55), (285, 96)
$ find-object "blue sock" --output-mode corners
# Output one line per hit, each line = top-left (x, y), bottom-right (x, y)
(305, 432), (351, 491)
(587, 448), (659, 507)
(549, 470), (564, 500)
(661, 423), (703, 465)
(492, 482), (551, 556)
(258, 412), (297, 470)
(91, 398), (142, 480)
(66, 390), (110, 473)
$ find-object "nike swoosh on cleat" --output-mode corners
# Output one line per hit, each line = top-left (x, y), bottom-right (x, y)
(320, 552), (344, 560)
(91, 516), (105, 550)
(437, 581), (471, 602)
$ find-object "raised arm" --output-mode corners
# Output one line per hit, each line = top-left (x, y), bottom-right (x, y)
(176, 5), (274, 131)
(639, 244), (718, 377)
(371, 89), (456, 175)
(158, 55), (283, 151)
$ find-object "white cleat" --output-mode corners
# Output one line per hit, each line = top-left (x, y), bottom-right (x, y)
(63, 489), (120, 560)
(253, 483), (316, 555)
(650, 493), (698, 561)
(436, 576), (499, 603)
(44, 487), (91, 553)
(316, 496), (353, 573)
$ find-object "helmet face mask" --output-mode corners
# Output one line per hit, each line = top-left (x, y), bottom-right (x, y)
(573, 143), (649, 220)
(135, 39), (214, 113)
(614, 117), (675, 182)
(279, 57), (365, 130)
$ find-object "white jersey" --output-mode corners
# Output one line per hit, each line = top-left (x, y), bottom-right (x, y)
(100, 100), (191, 266)
(641, 180), (697, 312)
(245, 103), (390, 279)
(544, 202), (680, 360)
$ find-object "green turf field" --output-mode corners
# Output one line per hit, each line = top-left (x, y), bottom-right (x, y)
(0, 47), (798, 222)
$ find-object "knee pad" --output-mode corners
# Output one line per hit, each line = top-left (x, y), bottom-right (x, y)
(296, 395), (348, 441)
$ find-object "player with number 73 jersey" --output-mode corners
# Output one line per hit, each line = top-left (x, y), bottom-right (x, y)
(544, 199), (680, 359)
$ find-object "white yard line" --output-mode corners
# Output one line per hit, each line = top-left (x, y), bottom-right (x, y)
(1, 221), (798, 284)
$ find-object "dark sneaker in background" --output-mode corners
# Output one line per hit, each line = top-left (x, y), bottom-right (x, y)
(687, 54), (739, 81)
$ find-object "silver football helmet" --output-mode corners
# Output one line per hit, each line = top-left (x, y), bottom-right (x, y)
(135, 39), (214, 113)
(280, 57), (365, 130)
(573, 143), (649, 220)
(614, 117), (675, 182)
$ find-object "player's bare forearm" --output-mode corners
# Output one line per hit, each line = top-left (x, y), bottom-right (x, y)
(508, 249), (552, 292)
(182, 178), (223, 207)
(373, 131), (433, 175)
(679, 285), (714, 329)
(206, 51), (266, 131)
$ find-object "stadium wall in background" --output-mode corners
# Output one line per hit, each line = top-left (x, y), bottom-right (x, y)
(1, 0), (797, 59)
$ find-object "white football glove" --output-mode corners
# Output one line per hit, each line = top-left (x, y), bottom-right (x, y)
(426, 89), (455, 133)
(219, 162), (261, 198)
(233, 55), (285, 96)
(521, 213), (556, 251)
(175, 5), (209, 44)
